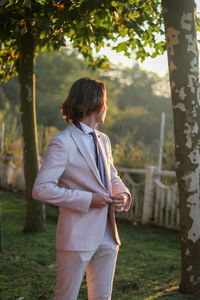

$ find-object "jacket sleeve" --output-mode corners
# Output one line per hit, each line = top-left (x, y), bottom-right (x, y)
(107, 136), (132, 212)
(32, 135), (92, 213)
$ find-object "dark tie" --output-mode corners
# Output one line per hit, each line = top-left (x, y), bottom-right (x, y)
(89, 131), (106, 188)
(89, 131), (99, 167)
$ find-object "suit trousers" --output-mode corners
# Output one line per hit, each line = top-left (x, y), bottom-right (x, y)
(54, 219), (119, 300)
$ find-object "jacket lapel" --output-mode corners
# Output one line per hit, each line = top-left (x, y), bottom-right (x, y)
(69, 124), (107, 191)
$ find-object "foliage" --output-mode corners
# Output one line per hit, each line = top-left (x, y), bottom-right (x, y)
(0, 189), (189, 300)
(162, 132), (176, 171)
(156, 132), (176, 186)
(105, 106), (162, 146)
(37, 125), (59, 157)
(0, 49), (175, 170)
(101, 64), (173, 150)
(0, 103), (20, 148)
(113, 140), (154, 165)
(0, 0), (165, 82)
(0, 86), (9, 109)
(113, 140), (155, 182)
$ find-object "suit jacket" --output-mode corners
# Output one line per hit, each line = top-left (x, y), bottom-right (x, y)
(32, 123), (132, 251)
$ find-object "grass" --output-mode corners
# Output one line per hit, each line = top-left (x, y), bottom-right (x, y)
(0, 189), (198, 300)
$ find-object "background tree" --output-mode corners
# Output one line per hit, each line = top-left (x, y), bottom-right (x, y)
(0, 0), (164, 232)
(162, 0), (200, 295)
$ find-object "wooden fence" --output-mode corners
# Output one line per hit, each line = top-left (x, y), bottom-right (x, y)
(0, 156), (180, 230)
(117, 166), (180, 230)
(154, 179), (179, 229)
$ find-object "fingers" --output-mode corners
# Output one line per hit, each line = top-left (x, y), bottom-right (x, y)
(96, 198), (112, 208)
(104, 197), (113, 204)
(111, 196), (124, 212)
(91, 193), (113, 209)
(111, 195), (124, 200)
(112, 199), (124, 204)
(97, 195), (112, 205)
(110, 194), (126, 213)
(112, 199), (125, 210)
(91, 193), (126, 210)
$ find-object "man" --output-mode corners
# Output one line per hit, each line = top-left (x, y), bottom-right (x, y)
(32, 77), (132, 300)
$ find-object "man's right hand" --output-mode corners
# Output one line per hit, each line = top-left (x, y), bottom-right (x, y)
(91, 193), (113, 208)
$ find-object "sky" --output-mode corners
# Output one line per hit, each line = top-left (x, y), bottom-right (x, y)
(99, 0), (200, 77)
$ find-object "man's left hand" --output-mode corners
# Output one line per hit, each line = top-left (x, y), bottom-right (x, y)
(111, 193), (129, 212)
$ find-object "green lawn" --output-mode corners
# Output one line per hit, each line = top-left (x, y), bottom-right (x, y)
(0, 189), (197, 300)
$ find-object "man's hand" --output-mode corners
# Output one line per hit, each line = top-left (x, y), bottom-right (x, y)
(111, 193), (129, 212)
(91, 193), (113, 208)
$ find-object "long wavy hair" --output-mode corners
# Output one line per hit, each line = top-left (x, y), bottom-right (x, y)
(61, 77), (105, 123)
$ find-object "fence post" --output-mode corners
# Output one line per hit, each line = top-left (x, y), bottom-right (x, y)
(142, 166), (157, 224)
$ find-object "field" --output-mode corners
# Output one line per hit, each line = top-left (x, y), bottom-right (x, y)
(0, 189), (197, 300)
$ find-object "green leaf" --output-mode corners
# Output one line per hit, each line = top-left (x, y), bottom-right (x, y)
(114, 42), (128, 53)
(130, 39), (137, 49)
(5, 0), (15, 8)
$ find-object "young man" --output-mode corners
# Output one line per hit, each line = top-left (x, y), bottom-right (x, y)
(32, 77), (132, 300)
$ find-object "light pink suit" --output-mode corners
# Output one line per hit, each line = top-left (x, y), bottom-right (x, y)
(32, 123), (132, 299)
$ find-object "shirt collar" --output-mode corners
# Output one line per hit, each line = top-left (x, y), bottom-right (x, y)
(79, 121), (94, 134)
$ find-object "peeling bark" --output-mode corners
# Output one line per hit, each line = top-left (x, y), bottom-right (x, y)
(162, 0), (200, 295)
(18, 30), (45, 232)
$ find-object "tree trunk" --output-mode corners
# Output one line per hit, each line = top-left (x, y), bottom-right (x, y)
(162, 0), (200, 295)
(18, 30), (45, 232)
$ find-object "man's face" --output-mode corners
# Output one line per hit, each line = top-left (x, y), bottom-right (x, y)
(95, 90), (108, 124)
